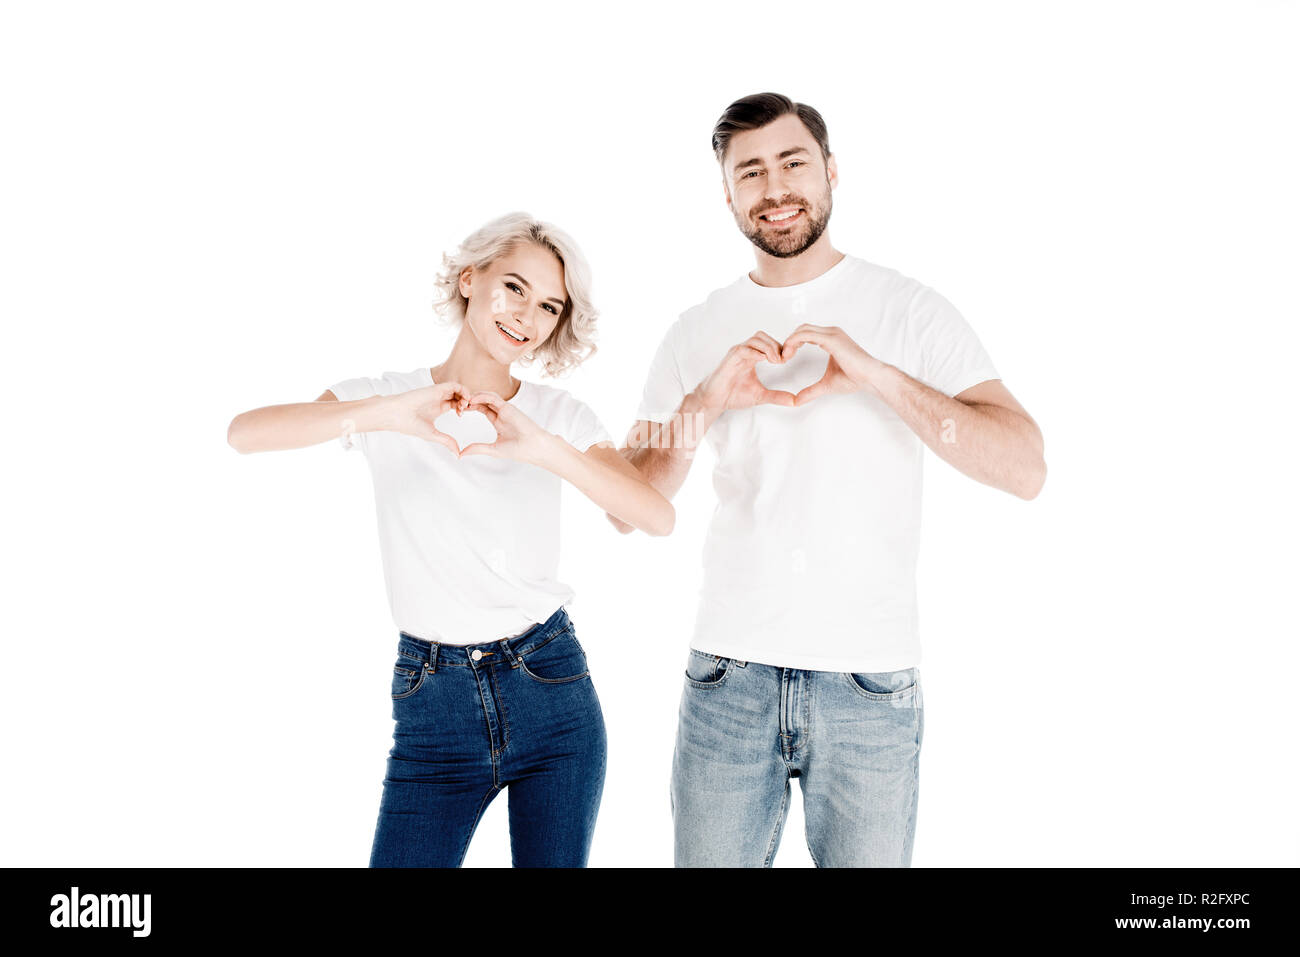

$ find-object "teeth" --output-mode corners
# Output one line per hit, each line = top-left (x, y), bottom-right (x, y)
(496, 321), (527, 342)
(765, 209), (799, 222)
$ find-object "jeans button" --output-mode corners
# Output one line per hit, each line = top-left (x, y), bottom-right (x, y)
(471, 649), (482, 662)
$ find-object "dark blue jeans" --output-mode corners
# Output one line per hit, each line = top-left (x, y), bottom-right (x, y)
(369, 606), (606, 867)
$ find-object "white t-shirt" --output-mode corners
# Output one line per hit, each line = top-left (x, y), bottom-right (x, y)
(636, 254), (1000, 672)
(329, 366), (613, 645)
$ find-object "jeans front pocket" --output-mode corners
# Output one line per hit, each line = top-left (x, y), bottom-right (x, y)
(516, 630), (589, 684)
(391, 650), (429, 700)
(684, 649), (733, 689)
(844, 667), (919, 701)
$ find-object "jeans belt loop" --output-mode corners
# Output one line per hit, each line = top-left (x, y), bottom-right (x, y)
(429, 642), (440, 674)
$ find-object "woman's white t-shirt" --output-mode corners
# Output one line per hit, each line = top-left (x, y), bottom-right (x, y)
(329, 367), (612, 645)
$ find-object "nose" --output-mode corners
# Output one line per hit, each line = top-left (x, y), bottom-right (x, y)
(764, 171), (789, 201)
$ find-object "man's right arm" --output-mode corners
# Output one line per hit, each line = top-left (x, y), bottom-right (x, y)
(606, 331), (792, 532)
(607, 390), (723, 532)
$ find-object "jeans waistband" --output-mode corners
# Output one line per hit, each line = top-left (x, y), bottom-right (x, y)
(396, 605), (572, 670)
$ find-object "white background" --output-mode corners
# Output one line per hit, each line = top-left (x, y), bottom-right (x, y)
(2, 0), (1296, 868)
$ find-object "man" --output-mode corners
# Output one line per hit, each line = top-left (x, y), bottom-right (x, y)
(608, 92), (1046, 867)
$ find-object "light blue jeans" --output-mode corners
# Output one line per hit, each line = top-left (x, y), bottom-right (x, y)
(670, 649), (924, 867)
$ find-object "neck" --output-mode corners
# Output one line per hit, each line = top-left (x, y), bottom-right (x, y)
(749, 232), (844, 288)
(431, 328), (520, 399)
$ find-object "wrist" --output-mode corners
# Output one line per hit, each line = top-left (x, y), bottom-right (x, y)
(351, 394), (400, 434)
(682, 388), (723, 425)
(862, 359), (896, 399)
(523, 430), (567, 468)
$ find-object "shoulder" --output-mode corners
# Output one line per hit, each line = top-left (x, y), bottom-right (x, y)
(840, 255), (931, 305)
(522, 377), (595, 408)
(521, 380), (604, 429)
(326, 366), (430, 402)
(653, 276), (746, 357)
(380, 367), (434, 393)
(523, 379), (589, 413)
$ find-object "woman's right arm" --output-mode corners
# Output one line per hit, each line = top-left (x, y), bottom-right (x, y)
(226, 383), (468, 455)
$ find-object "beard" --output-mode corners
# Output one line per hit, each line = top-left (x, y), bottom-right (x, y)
(735, 186), (833, 259)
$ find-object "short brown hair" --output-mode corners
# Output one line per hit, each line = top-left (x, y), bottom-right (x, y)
(711, 92), (831, 166)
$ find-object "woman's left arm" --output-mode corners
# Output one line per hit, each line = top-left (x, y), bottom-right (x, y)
(460, 392), (676, 536)
(533, 436), (676, 536)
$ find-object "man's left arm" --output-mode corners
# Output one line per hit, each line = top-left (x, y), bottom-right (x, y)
(781, 324), (1047, 501)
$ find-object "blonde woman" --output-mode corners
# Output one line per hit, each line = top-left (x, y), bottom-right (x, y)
(228, 212), (673, 867)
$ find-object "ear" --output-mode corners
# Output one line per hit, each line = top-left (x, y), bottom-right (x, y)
(458, 265), (474, 299)
(826, 153), (838, 191)
(722, 175), (732, 211)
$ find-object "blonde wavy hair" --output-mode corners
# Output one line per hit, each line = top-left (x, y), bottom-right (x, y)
(432, 212), (598, 377)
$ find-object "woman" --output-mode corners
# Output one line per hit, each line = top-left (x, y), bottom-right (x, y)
(227, 212), (673, 867)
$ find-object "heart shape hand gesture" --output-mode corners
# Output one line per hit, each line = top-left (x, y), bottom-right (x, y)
(699, 325), (883, 412)
(778, 324), (884, 406)
(387, 383), (550, 462)
(457, 391), (550, 463)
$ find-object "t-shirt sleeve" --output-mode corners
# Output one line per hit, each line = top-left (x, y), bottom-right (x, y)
(325, 375), (378, 452)
(634, 321), (686, 424)
(562, 397), (614, 453)
(909, 286), (1001, 398)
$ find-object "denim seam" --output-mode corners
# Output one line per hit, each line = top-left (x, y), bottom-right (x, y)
(683, 656), (733, 690)
(517, 656), (590, 685)
(511, 625), (568, 661)
(514, 632), (588, 684)
(391, 664), (428, 700)
(457, 786), (500, 866)
(763, 774), (791, 867)
(471, 666), (504, 761)
(487, 665), (511, 756)
(842, 671), (919, 701)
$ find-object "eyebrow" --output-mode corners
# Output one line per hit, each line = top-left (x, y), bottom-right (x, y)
(732, 146), (811, 173)
(504, 272), (566, 306)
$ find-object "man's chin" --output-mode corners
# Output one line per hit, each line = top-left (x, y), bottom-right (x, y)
(744, 229), (815, 259)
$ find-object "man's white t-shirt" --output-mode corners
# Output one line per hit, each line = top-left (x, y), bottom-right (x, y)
(329, 366), (613, 645)
(636, 254), (1000, 673)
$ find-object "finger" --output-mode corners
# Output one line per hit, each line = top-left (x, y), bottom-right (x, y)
(466, 402), (498, 423)
(438, 379), (466, 400)
(760, 389), (797, 408)
(749, 331), (784, 363)
(735, 345), (771, 368)
(793, 378), (831, 406)
(781, 329), (834, 361)
(468, 391), (503, 406)
(426, 431), (461, 455)
(458, 442), (498, 458)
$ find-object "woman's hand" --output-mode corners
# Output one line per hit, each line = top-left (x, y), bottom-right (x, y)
(459, 391), (553, 463)
(385, 383), (470, 455)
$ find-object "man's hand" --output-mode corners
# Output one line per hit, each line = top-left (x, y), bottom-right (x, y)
(780, 324), (887, 405)
(695, 331), (799, 412)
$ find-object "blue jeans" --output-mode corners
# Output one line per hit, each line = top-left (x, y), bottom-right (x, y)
(670, 650), (924, 867)
(369, 606), (606, 867)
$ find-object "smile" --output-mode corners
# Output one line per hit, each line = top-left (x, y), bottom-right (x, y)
(759, 207), (804, 226)
(495, 321), (529, 344)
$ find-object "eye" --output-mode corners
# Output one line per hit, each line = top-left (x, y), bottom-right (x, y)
(788, 160), (805, 169)
(505, 281), (524, 295)
(742, 169), (761, 179)
(541, 302), (559, 315)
